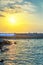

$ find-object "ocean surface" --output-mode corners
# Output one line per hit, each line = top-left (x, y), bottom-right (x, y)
(0, 39), (43, 65)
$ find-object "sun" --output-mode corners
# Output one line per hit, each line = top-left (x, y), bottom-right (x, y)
(9, 16), (16, 24)
(6, 14), (16, 25)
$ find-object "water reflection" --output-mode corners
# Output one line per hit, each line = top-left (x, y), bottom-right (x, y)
(0, 39), (43, 65)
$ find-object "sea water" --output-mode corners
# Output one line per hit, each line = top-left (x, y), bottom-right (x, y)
(0, 39), (43, 65)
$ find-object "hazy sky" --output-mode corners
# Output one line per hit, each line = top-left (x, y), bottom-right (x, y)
(0, 0), (43, 33)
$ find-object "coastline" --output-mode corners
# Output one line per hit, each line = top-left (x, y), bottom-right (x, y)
(0, 33), (43, 39)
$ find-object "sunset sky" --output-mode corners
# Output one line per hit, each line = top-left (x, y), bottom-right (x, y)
(0, 0), (43, 33)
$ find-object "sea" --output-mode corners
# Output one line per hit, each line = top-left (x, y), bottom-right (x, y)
(0, 39), (43, 65)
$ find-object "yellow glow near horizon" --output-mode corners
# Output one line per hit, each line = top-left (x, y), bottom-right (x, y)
(0, 12), (34, 33)
(5, 13), (28, 26)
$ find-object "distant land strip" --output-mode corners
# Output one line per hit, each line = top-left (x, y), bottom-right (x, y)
(0, 33), (43, 39)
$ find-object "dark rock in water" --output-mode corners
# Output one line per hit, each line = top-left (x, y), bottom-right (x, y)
(0, 39), (11, 53)
(0, 46), (2, 49)
(3, 40), (11, 45)
(0, 59), (4, 65)
(0, 39), (12, 53)
(1, 49), (5, 52)
(0, 59), (4, 63)
(14, 42), (17, 44)
(0, 39), (4, 49)
(0, 39), (12, 46)
(1, 48), (9, 52)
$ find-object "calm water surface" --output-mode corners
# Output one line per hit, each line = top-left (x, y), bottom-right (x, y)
(0, 39), (43, 65)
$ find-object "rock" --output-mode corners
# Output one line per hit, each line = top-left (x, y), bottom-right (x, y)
(14, 42), (17, 44)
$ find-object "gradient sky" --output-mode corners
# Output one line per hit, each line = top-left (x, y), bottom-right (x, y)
(0, 0), (43, 33)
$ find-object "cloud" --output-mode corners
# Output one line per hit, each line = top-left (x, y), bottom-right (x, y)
(0, 0), (23, 5)
(0, 14), (5, 17)
(23, 2), (37, 12)
(13, 2), (37, 13)
(0, 9), (5, 12)
(0, 0), (15, 4)
(0, 0), (37, 14)
(16, 0), (23, 3)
